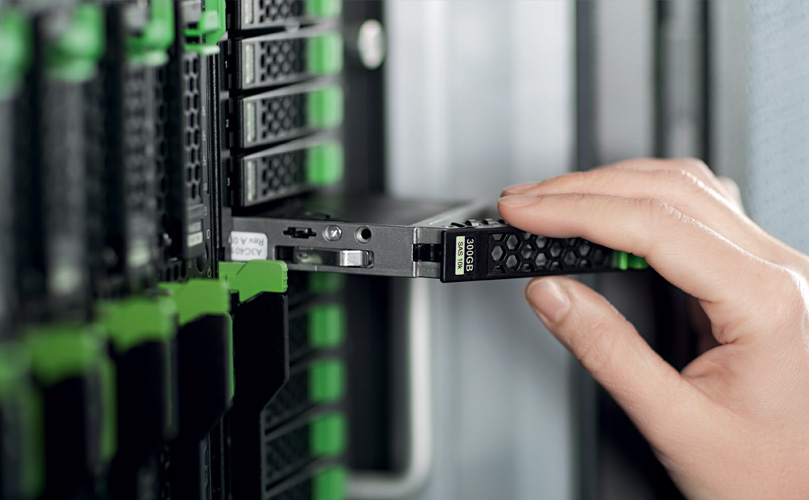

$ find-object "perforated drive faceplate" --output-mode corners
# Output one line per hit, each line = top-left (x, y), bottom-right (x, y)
(440, 220), (616, 282)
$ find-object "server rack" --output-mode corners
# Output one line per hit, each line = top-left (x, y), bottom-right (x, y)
(0, 1), (350, 499)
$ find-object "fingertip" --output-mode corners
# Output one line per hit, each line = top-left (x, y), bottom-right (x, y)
(501, 182), (540, 196)
(498, 194), (541, 209)
(526, 277), (570, 324)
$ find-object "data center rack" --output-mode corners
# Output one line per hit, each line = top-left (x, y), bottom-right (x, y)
(0, 1), (348, 500)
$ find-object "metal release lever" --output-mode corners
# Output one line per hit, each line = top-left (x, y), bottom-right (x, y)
(277, 246), (374, 268)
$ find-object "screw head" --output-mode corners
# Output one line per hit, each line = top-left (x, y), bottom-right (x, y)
(324, 225), (342, 241)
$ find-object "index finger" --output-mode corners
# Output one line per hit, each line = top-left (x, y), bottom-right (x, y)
(498, 193), (789, 344)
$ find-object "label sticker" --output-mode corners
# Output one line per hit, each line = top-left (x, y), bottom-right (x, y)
(455, 236), (465, 275)
(231, 231), (268, 261)
(188, 232), (203, 248)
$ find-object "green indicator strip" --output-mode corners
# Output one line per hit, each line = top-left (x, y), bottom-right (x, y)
(308, 304), (345, 350)
(310, 413), (347, 457)
(307, 33), (344, 75)
(305, 0), (343, 19)
(128, 0), (174, 65)
(46, 3), (105, 82)
(309, 359), (345, 404)
(220, 260), (288, 302)
(307, 86), (344, 130)
(312, 467), (348, 500)
(305, 142), (344, 186)
(308, 272), (346, 295)
(0, 8), (32, 98)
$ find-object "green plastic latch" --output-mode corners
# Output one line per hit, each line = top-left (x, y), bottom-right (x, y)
(185, 0), (225, 54)
(23, 324), (117, 460)
(308, 272), (346, 295)
(306, 142), (344, 186)
(307, 33), (343, 75)
(312, 467), (348, 500)
(307, 86), (344, 129)
(628, 254), (650, 270)
(0, 8), (32, 98)
(612, 251), (649, 271)
(220, 260), (289, 302)
(98, 297), (177, 352)
(611, 250), (629, 271)
(310, 413), (346, 457)
(159, 280), (234, 399)
(308, 304), (345, 350)
(46, 3), (105, 82)
(309, 359), (344, 404)
(159, 279), (230, 326)
(0, 343), (44, 497)
(128, 0), (174, 65)
(24, 324), (105, 386)
(305, 0), (342, 18)
(0, 342), (31, 402)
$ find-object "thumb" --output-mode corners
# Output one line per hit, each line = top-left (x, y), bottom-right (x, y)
(526, 277), (709, 445)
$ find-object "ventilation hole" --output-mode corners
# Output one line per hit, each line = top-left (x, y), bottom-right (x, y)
(505, 255), (518, 270)
(491, 246), (504, 262)
(506, 235), (519, 250)
(549, 242), (563, 258)
(578, 242), (591, 257)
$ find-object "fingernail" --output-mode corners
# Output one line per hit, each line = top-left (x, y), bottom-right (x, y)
(526, 279), (569, 323)
(498, 195), (540, 208)
(503, 182), (539, 194)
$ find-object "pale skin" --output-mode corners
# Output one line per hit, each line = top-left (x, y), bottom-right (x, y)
(497, 158), (809, 500)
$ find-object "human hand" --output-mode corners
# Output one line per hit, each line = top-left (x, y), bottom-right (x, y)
(497, 158), (809, 500)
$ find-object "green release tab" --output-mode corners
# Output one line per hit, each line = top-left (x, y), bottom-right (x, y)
(306, 142), (344, 186)
(312, 467), (348, 500)
(309, 359), (344, 404)
(220, 260), (289, 302)
(308, 304), (345, 350)
(305, 0), (342, 18)
(307, 86), (344, 129)
(307, 33), (343, 75)
(310, 413), (347, 457)
(159, 279), (231, 326)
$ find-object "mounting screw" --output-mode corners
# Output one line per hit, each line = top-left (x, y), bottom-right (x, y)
(324, 225), (342, 241)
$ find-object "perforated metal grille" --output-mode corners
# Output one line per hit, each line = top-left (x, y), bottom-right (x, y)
(288, 311), (311, 362)
(0, 99), (12, 327)
(488, 233), (610, 275)
(238, 0), (304, 30)
(241, 93), (306, 148)
(242, 38), (306, 88)
(183, 53), (202, 203)
(267, 480), (312, 500)
(155, 65), (170, 239)
(123, 66), (157, 277)
(263, 366), (311, 431)
(241, 149), (305, 206)
(263, 424), (312, 488)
